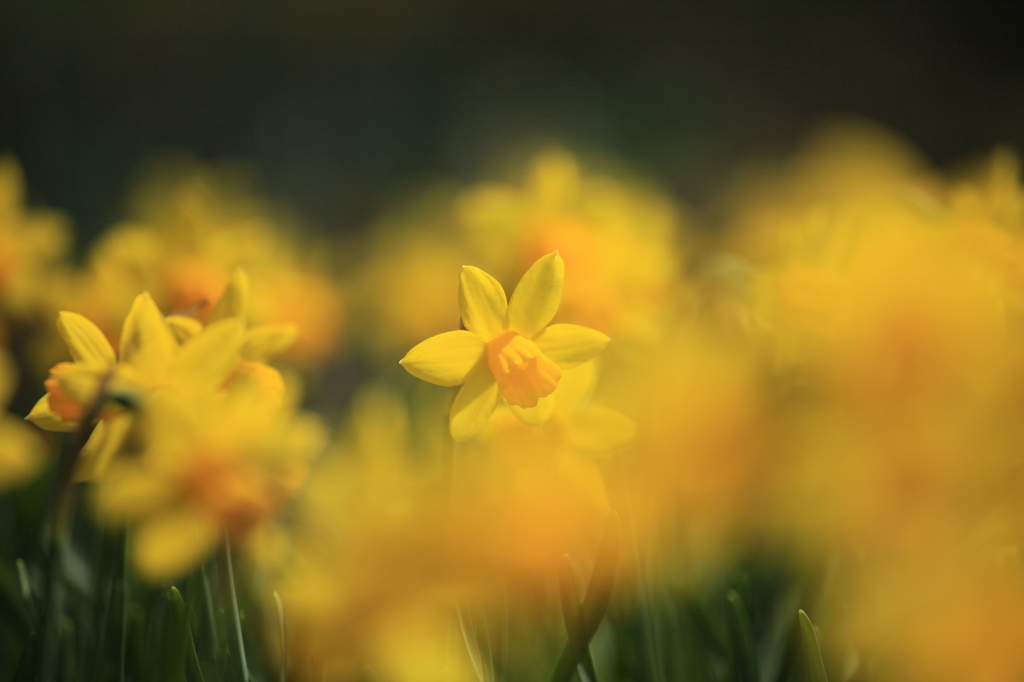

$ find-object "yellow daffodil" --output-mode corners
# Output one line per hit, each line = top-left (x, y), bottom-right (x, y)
(169, 268), (299, 404)
(400, 252), (610, 441)
(68, 162), (343, 367)
(27, 267), (300, 481)
(0, 348), (47, 490)
(353, 151), (685, 359)
(273, 387), (478, 682)
(27, 291), (246, 480)
(0, 155), (72, 321)
(456, 150), (686, 339)
(274, 385), (610, 681)
(485, 360), (636, 456)
(92, 383), (325, 582)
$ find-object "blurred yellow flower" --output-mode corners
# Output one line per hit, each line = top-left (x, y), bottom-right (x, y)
(456, 150), (685, 340)
(273, 387), (478, 682)
(0, 155), (72, 323)
(703, 123), (1024, 681)
(353, 151), (685, 363)
(93, 383), (325, 582)
(356, 230), (468, 354)
(0, 347), (47, 490)
(400, 252), (609, 440)
(68, 162), (343, 367)
(274, 385), (613, 680)
(834, 547), (1024, 682)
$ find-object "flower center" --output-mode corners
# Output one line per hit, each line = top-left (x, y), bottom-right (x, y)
(487, 330), (562, 408)
(182, 455), (281, 539)
(44, 362), (87, 423)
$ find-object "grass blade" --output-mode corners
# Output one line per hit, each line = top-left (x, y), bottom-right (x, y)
(548, 513), (621, 682)
(274, 591), (287, 682)
(725, 589), (760, 682)
(457, 604), (489, 682)
(798, 610), (828, 682)
(558, 555), (599, 682)
(224, 537), (250, 682)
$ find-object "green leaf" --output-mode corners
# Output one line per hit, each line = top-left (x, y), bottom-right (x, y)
(273, 591), (287, 682)
(166, 587), (191, 682)
(679, 595), (725, 680)
(726, 589), (760, 682)
(682, 594), (727, 657)
(798, 610), (829, 682)
(12, 631), (39, 682)
(548, 513), (621, 682)
(0, 558), (33, 634)
(224, 540), (251, 682)
(558, 555), (599, 682)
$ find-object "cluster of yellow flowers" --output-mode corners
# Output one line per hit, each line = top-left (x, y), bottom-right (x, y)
(8, 126), (1024, 681)
(0, 156), (68, 489)
(28, 270), (325, 580)
(58, 161), (344, 369)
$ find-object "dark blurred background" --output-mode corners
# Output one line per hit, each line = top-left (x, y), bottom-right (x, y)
(1, 0), (1022, 242)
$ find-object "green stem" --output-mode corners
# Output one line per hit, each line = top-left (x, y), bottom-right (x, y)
(224, 537), (250, 682)
(120, 527), (129, 682)
(274, 590), (287, 682)
(200, 563), (219, 656)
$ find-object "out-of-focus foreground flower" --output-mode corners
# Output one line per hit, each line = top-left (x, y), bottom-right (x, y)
(702, 122), (1024, 682)
(275, 386), (613, 682)
(25, 268), (322, 581)
(94, 382), (325, 582)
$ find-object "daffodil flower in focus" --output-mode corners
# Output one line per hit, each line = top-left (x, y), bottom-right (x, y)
(400, 252), (610, 441)
(27, 291), (246, 480)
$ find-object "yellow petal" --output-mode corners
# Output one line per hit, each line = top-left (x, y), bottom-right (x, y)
(132, 506), (222, 583)
(0, 415), (47, 490)
(26, 395), (77, 432)
(57, 365), (106, 408)
(57, 311), (116, 366)
(400, 331), (486, 387)
(165, 315), (203, 344)
(92, 462), (177, 523)
(176, 318), (245, 388)
(140, 393), (200, 473)
(458, 266), (508, 341)
(74, 414), (134, 481)
(509, 393), (555, 426)
(120, 292), (177, 375)
(209, 267), (251, 322)
(449, 368), (500, 442)
(533, 324), (610, 369)
(241, 324), (298, 362)
(554, 361), (598, 413)
(508, 251), (564, 337)
(568, 405), (637, 450)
